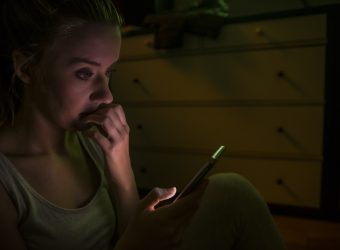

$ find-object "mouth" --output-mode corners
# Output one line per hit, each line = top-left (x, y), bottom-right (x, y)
(79, 111), (93, 119)
(73, 108), (98, 131)
(73, 120), (91, 131)
(78, 107), (99, 119)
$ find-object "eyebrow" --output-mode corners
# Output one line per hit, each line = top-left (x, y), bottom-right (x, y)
(68, 57), (101, 66)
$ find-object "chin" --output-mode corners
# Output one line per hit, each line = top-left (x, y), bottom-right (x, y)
(69, 118), (90, 132)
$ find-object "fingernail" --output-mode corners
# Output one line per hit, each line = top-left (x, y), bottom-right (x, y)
(156, 187), (176, 197)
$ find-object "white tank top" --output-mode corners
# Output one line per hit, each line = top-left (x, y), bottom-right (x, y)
(0, 133), (116, 250)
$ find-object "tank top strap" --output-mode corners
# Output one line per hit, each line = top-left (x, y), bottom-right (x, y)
(0, 153), (30, 221)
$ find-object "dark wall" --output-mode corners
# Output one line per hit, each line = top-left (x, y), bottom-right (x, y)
(113, 0), (155, 25)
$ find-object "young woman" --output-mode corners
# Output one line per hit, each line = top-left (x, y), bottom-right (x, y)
(0, 0), (286, 249)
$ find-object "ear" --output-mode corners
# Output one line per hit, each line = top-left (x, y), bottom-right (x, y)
(11, 50), (32, 84)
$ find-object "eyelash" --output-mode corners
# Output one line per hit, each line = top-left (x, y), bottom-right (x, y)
(75, 68), (115, 81)
(75, 69), (93, 80)
(105, 69), (116, 78)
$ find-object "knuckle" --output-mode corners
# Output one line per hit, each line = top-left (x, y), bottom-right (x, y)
(93, 131), (101, 140)
(102, 117), (111, 127)
(106, 108), (115, 116)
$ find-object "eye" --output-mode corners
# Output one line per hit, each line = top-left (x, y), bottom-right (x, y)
(105, 68), (116, 78)
(75, 68), (94, 80)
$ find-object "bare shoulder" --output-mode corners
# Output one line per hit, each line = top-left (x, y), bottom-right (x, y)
(0, 183), (27, 250)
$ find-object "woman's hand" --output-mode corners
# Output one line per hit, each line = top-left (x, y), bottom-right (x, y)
(79, 103), (132, 185)
(116, 180), (209, 250)
(80, 103), (129, 154)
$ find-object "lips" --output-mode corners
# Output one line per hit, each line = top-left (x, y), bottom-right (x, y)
(79, 111), (94, 119)
(74, 108), (98, 131)
(78, 107), (99, 119)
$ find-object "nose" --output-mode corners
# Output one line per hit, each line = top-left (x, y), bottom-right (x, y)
(90, 76), (114, 104)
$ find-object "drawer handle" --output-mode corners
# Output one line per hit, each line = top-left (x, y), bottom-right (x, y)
(276, 126), (285, 134)
(133, 78), (141, 84)
(140, 166), (148, 174)
(276, 178), (302, 203)
(276, 127), (302, 149)
(136, 124), (143, 130)
(132, 78), (152, 96)
(277, 71), (285, 79)
(276, 71), (305, 94)
(255, 27), (264, 36)
(276, 178), (284, 185)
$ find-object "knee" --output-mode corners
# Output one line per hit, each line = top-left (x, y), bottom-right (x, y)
(208, 173), (255, 193)
(207, 173), (266, 205)
(209, 172), (249, 185)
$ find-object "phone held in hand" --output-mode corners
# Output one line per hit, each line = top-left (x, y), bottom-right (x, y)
(172, 145), (225, 203)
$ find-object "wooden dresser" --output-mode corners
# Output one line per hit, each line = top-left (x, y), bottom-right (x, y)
(111, 9), (340, 218)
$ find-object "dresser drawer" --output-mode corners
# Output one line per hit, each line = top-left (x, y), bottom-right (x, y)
(194, 14), (325, 49)
(131, 151), (321, 208)
(120, 33), (204, 59)
(112, 46), (325, 101)
(125, 106), (324, 156)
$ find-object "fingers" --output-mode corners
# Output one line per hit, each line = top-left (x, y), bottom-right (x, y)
(126, 183), (209, 250)
(113, 104), (128, 127)
(158, 179), (209, 220)
(141, 187), (177, 210)
(80, 104), (129, 143)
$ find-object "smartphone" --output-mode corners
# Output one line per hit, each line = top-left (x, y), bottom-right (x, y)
(172, 145), (225, 203)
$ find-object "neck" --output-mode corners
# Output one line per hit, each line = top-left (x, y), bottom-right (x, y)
(5, 103), (68, 156)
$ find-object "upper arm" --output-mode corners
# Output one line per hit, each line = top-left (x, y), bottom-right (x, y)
(0, 183), (27, 250)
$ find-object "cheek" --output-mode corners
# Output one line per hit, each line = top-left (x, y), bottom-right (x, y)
(49, 72), (88, 105)
(43, 65), (95, 111)
(57, 86), (89, 114)
(53, 93), (89, 130)
(45, 77), (90, 122)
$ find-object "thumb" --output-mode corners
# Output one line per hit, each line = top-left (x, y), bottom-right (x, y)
(141, 187), (176, 210)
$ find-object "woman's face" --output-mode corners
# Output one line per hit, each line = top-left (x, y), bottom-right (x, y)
(29, 23), (121, 131)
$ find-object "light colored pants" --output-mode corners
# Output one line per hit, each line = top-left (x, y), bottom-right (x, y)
(177, 173), (286, 250)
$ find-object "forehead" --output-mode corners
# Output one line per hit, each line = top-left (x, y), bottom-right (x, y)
(49, 23), (121, 64)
